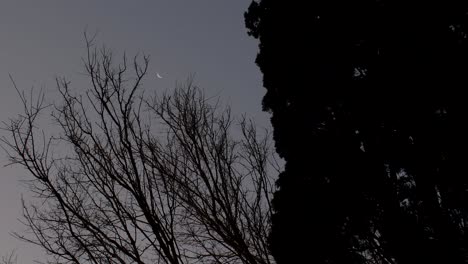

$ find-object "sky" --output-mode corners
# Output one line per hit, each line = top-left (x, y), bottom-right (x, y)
(0, 1), (266, 262)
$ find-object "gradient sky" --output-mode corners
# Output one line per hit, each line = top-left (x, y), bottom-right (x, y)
(0, 1), (267, 262)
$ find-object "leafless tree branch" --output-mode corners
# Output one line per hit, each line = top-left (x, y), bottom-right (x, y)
(1, 37), (278, 264)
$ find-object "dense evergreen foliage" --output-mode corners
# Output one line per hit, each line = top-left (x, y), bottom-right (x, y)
(246, 1), (468, 263)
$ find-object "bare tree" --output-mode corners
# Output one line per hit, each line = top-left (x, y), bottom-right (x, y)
(1, 250), (17, 264)
(1, 37), (279, 264)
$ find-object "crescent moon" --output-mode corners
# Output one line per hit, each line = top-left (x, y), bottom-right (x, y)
(156, 73), (163, 79)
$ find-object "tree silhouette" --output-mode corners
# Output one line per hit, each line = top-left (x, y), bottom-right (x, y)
(1, 37), (279, 264)
(1, 250), (17, 264)
(246, 1), (468, 263)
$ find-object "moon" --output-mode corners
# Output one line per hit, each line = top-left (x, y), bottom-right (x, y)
(156, 72), (163, 79)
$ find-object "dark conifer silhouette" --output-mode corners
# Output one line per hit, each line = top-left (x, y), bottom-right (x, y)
(246, 1), (468, 263)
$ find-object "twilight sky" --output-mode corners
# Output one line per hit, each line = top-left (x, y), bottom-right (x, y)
(0, 1), (266, 262)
